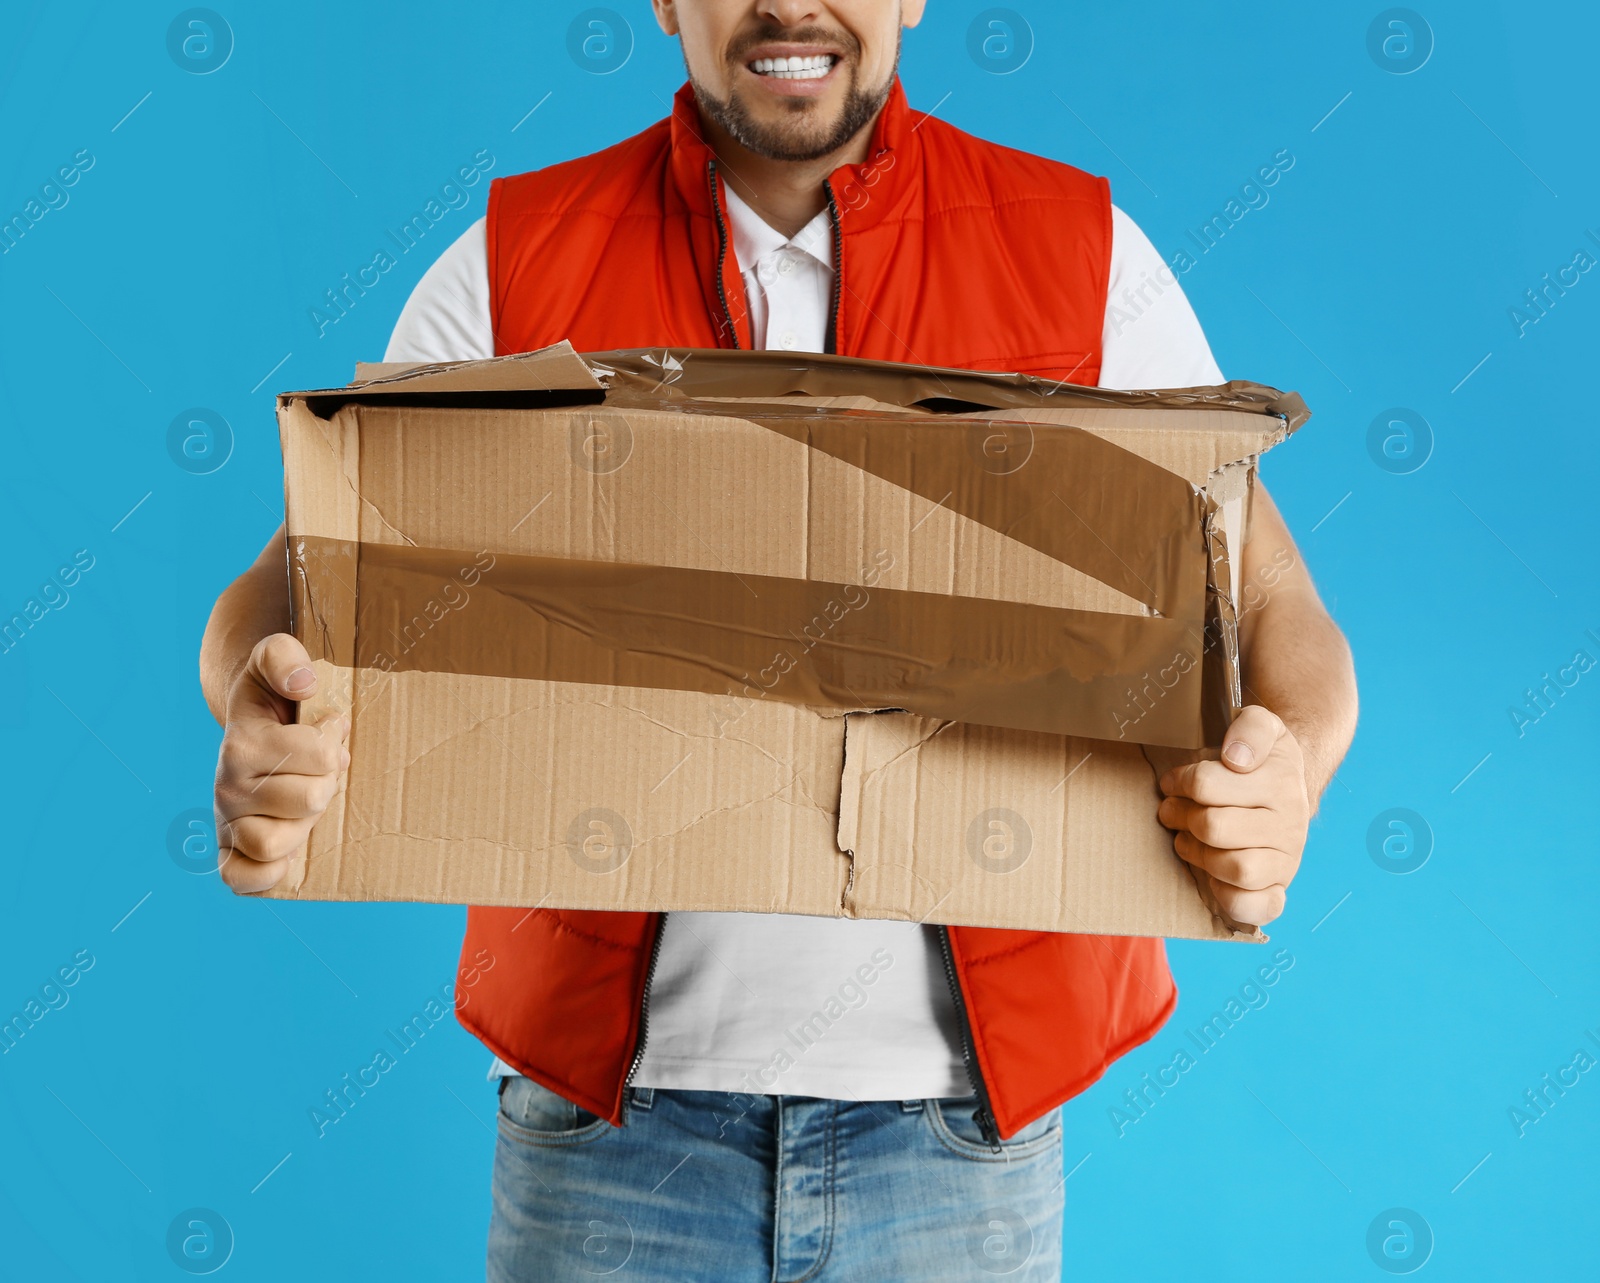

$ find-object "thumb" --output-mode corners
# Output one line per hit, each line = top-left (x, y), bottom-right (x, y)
(229, 633), (319, 723)
(1220, 704), (1284, 773)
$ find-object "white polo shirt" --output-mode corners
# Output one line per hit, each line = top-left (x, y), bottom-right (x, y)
(386, 183), (1223, 1101)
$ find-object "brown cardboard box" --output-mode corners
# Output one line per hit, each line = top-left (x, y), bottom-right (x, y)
(272, 343), (1307, 943)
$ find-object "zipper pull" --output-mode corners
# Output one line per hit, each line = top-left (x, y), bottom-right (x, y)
(974, 1106), (1004, 1153)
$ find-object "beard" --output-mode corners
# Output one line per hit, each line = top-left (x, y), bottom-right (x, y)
(688, 26), (900, 163)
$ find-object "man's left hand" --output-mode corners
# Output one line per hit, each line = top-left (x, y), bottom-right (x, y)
(1156, 705), (1311, 927)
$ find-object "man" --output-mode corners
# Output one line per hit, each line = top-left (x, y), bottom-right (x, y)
(200, 0), (1357, 1276)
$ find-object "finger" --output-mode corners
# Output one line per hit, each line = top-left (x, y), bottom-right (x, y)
(220, 813), (317, 866)
(1159, 758), (1276, 807)
(218, 716), (349, 785)
(219, 768), (342, 824)
(229, 633), (320, 723)
(1173, 832), (1296, 891)
(217, 842), (294, 894)
(1208, 875), (1286, 927)
(1220, 704), (1286, 773)
(1157, 798), (1289, 850)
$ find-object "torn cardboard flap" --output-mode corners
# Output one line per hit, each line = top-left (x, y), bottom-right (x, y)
(838, 713), (1231, 939)
(343, 340), (603, 395)
(272, 344), (1303, 942)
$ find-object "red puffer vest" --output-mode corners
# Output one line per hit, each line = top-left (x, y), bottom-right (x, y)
(457, 78), (1176, 1141)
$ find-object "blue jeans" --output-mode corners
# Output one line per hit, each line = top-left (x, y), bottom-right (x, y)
(487, 1078), (1064, 1281)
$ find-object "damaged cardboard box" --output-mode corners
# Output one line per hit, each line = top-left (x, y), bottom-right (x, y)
(272, 343), (1308, 942)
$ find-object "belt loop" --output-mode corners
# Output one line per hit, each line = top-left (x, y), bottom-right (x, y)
(899, 1099), (924, 1114)
(631, 1086), (655, 1112)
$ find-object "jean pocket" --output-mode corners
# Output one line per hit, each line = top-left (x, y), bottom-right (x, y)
(928, 1094), (1060, 1161)
(496, 1075), (611, 1147)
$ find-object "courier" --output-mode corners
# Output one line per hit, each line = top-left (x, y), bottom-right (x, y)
(197, 1), (1357, 1272)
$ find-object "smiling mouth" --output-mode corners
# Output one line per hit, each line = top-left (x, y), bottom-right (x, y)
(747, 53), (839, 80)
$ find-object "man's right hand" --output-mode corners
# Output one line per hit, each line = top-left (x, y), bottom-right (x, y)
(214, 634), (349, 895)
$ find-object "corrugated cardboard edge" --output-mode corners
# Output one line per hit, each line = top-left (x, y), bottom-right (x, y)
(305, 344), (1309, 440)
(276, 398), (361, 896)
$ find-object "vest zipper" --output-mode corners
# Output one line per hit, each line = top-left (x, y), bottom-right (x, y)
(710, 159), (959, 1146)
(822, 179), (842, 355)
(826, 172), (985, 1144)
(937, 925), (1004, 1152)
(706, 160), (741, 350)
(622, 911), (667, 1124)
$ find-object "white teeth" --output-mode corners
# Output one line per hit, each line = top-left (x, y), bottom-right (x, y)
(749, 53), (836, 79)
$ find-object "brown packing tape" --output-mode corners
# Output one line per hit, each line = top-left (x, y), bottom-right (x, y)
(736, 408), (1206, 619)
(292, 535), (1218, 748)
(288, 533), (356, 670)
(1201, 505), (1243, 745)
(341, 389), (1213, 619)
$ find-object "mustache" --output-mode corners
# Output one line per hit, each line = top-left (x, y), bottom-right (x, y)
(727, 23), (859, 62)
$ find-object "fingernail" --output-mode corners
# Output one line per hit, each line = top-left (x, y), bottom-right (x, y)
(1223, 741), (1255, 768)
(285, 667), (315, 693)
(340, 747), (351, 770)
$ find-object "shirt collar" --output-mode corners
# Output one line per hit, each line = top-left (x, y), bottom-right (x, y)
(722, 182), (835, 274)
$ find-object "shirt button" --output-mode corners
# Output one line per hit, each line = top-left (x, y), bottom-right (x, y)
(778, 253), (796, 275)
(780, 331), (798, 349)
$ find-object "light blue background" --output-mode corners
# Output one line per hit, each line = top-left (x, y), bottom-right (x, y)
(2, 2), (1596, 1278)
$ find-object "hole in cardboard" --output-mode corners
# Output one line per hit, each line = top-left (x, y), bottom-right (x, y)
(304, 388), (606, 420)
(910, 396), (1003, 414)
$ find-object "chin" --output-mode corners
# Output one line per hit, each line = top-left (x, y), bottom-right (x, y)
(695, 62), (883, 164)
(751, 121), (843, 161)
